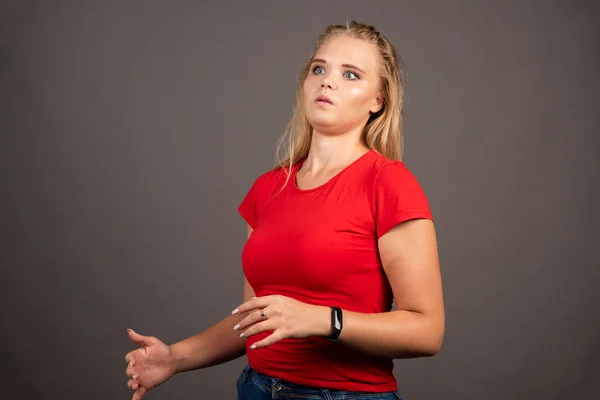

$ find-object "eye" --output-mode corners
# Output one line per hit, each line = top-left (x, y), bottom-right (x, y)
(344, 71), (359, 80)
(312, 65), (325, 75)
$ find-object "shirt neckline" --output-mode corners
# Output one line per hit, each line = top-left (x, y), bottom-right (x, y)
(291, 150), (374, 193)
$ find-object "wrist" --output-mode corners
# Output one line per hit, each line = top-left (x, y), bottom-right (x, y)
(168, 343), (185, 374)
(313, 305), (334, 337)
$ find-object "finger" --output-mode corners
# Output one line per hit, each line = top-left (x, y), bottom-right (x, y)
(127, 378), (139, 390)
(240, 319), (273, 339)
(125, 349), (144, 367)
(232, 296), (272, 315)
(132, 387), (147, 400)
(249, 331), (284, 349)
(235, 308), (267, 332)
(127, 329), (157, 347)
(231, 298), (255, 315)
(125, 365), (137, 378)
(124, 352), (135, 366)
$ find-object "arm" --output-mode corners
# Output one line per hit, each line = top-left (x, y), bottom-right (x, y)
(331, 219), (445, 358)
(234, 219), (445, 359)
(169, 225), (256, 373)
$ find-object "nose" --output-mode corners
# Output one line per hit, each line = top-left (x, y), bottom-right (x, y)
(321, 76), (337, 90)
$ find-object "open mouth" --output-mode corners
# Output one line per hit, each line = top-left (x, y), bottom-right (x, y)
(316, 96), (333, 105)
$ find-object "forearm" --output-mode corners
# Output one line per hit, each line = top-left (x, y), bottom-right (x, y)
(169, 313), (246, 373)
(315, 306), (444, 359)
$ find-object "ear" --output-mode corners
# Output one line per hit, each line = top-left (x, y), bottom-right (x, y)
(370, 94), (384, 114)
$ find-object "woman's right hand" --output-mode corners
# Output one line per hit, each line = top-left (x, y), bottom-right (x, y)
(124, 329), (176, 400)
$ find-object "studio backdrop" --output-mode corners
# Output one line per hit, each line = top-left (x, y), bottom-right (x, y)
(1, 1), (598, 399)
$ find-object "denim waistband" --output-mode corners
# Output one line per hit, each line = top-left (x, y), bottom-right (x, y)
(237, 364), (402, 400)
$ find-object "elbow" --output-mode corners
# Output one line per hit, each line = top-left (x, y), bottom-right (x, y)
(388, 310), (445, 358)
(422, 336), (443, 357)
(421, 325), (445, 357)
(405, 336), (442, 358)
(389, 338), (442, 359)
(402, 318), (445, 358)
(388, 334), (444, 359)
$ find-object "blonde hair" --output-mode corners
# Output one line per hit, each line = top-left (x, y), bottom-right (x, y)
(274, 20), (406, 179)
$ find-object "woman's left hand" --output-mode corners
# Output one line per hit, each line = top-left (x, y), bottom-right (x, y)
(231, 295), (330, 349)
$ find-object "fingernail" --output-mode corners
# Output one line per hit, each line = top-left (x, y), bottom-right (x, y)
(132, 375), (137, 380)
(129, 361), (133, 366)
(233, 324), (240, 330)
(127, 328), (132, 332)
(250, 344), (256, 350)
(239, 333), (245, 338)
(232, 308), (239, 315)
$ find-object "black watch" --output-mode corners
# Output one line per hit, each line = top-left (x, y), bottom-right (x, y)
(325, 306), (343, 342)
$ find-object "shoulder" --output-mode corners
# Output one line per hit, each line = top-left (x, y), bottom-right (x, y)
(243, 165), (292, 201)
(366, 151), (422, 187)
(367, 151), (431, 212)
(249, 165), (288, 189)
(366, 152), (433, 236)
(238, 165), (291, 228)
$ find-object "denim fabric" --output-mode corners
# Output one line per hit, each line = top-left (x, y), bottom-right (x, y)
(237, 364), (403, 400)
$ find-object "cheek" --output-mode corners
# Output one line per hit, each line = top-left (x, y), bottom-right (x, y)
(345, 86), (374, 110)
(348, 87), (365, 99)
(302, 79), (315, 103)
(302, 84), (311, 107)
(303, 75), (317, 92)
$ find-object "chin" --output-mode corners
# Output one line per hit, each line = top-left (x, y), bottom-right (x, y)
(307, 118), (339, 134)
(306, 111), (337, 129)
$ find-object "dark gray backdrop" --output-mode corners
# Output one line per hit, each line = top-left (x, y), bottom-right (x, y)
(1, 1), (599, 399)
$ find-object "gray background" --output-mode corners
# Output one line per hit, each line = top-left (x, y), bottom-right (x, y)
(1, 1), (599, 399)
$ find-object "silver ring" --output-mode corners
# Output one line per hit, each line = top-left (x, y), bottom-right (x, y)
(260, 309), (266, 320)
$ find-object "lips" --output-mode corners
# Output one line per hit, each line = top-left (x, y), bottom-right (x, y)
(315, 95), (333, 105)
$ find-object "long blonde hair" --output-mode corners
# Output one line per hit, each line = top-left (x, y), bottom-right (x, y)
(274, 20), (406, 179)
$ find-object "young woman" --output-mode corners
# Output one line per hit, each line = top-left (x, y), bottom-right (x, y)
(124, 20), (445, 400)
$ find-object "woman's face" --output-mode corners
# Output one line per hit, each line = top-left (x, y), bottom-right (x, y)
(303, 35), (383, 135)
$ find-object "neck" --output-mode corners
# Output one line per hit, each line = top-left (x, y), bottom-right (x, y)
(302, 126), (369, 173)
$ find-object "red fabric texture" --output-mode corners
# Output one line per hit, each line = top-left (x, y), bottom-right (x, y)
(237, 150), (433, 391)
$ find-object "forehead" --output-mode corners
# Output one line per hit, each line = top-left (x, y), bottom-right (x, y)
(313, 35), (380, 73)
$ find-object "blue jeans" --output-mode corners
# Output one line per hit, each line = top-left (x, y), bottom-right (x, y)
(236, 364), (403, 400)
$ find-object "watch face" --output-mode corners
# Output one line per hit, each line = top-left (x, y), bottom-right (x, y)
(326, 307), (342, 341)
(333, 308), (342, 330)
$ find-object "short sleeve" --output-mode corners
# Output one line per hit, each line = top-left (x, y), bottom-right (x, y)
(238, 174), (263, 229)
(374, 161), (433, 238)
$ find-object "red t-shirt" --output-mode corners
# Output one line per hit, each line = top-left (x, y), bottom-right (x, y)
(237, 150), (433, 392)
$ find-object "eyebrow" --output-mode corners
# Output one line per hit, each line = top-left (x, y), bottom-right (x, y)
(310, 58), (367, 75)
